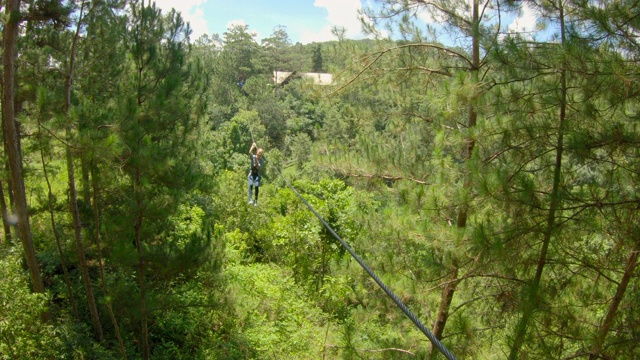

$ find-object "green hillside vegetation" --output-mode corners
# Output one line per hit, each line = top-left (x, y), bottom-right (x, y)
(1, 1), (639, 359)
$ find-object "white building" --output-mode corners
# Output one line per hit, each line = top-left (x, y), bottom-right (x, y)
(273, 71), (333, 86)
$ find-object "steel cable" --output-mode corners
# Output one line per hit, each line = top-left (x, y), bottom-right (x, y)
(269, 163), (458, 360)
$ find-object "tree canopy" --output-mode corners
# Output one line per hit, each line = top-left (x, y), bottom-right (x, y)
(1, 0), (639, 359)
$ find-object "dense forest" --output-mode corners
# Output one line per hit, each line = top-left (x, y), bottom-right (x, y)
(1, 0), (639, 359)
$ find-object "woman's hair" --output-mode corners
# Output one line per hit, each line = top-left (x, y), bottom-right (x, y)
(257, 148), (264, 156)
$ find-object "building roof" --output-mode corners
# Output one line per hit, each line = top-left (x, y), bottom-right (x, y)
(273, 71), (333, 86)
(273, 71), (295, 85)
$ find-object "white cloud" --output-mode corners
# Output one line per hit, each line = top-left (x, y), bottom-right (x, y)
(301, 0), (364, 43)
(507, 2), (538, 35)
(300, 27), (335, 44)
(416, 7), (436, 25)
(315, 0), (361, 31)
(152, 0), (209, 39)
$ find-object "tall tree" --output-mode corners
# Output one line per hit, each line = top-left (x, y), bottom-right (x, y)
(63, 0), (104, 342)
(2, 0), (45, 294)
(507, 1), (569, 353)
(359, 0), (501, 356)
(209, 24), (260, 119)
(35, 89), (80, 320)
(0, 179), (12, 243)
(574, 1), (640, 357)
(486, 0), (640, 357)
(221, 24), (261, 84)
(312, 44), (324, 72)
(259, 25), (298, 72)
(120, 2), (211, 357)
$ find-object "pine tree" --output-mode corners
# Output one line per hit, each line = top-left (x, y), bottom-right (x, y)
(358, 1), (502, 356)
(259, 25), (296, 72)
(73, 3), (129, 354)
(312, 44), (324, 72)
(116, 2), (211, 357)
(487, 1), (640, 357)
(3, 0), (44, 294)
(61, 0), (105, 342)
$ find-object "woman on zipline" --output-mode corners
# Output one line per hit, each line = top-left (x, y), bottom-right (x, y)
(248, 142), (264, 206)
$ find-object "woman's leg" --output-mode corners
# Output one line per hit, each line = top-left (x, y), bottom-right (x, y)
(253, 175), (261, 205)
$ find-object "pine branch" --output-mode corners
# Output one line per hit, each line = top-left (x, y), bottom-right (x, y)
(329, 43), (470, 97)
(327, 165), (429, 185)
(324, 345), (415, 356)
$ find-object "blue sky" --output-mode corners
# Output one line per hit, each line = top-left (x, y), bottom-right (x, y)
(153, 0), (367, 44)
(152, 0), (542, 45)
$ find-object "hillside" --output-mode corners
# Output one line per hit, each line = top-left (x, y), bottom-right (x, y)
(1, 1), (639, 359)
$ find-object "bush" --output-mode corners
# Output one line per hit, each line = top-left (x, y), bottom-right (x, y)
(0, 248), (63, 359)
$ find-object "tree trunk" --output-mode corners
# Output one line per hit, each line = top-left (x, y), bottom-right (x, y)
(4, 157), (16, 213)
(0, 75), (6, 244)
(2, 0), (45, 294)
(92, 164), (128, 359)
(134, 3), (150, 356)
(134, 167), (150, 360)
(39, 138), (79, 319)
(67, 144), (103, 341)
(509, 4), (568, 359)
(589, 248), (639, 359)
(430, 267), (459, 359)
(64, 1), (103, 341)
(430, 2), (480, 357)
(81, 157), (92, 209)
(0, 179), (12, 242)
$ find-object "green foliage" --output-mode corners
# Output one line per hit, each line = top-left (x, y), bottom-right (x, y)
(265, 179), (367, 287)
(251, 96), (288, 149)
(146, 204), (213, 282)
(210, 110), (268, 173)
(0, 250), (62, 359)
(287, 132), (312, 171)
(150, 279), (226, 360)
(312, 44), (324, 72)
(225, 263), (329, 359)
(257, 25), (299, 73)
(6, 1), (640, 358)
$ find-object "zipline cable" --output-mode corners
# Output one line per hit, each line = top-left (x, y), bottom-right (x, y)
(256, 146), (457, 360)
